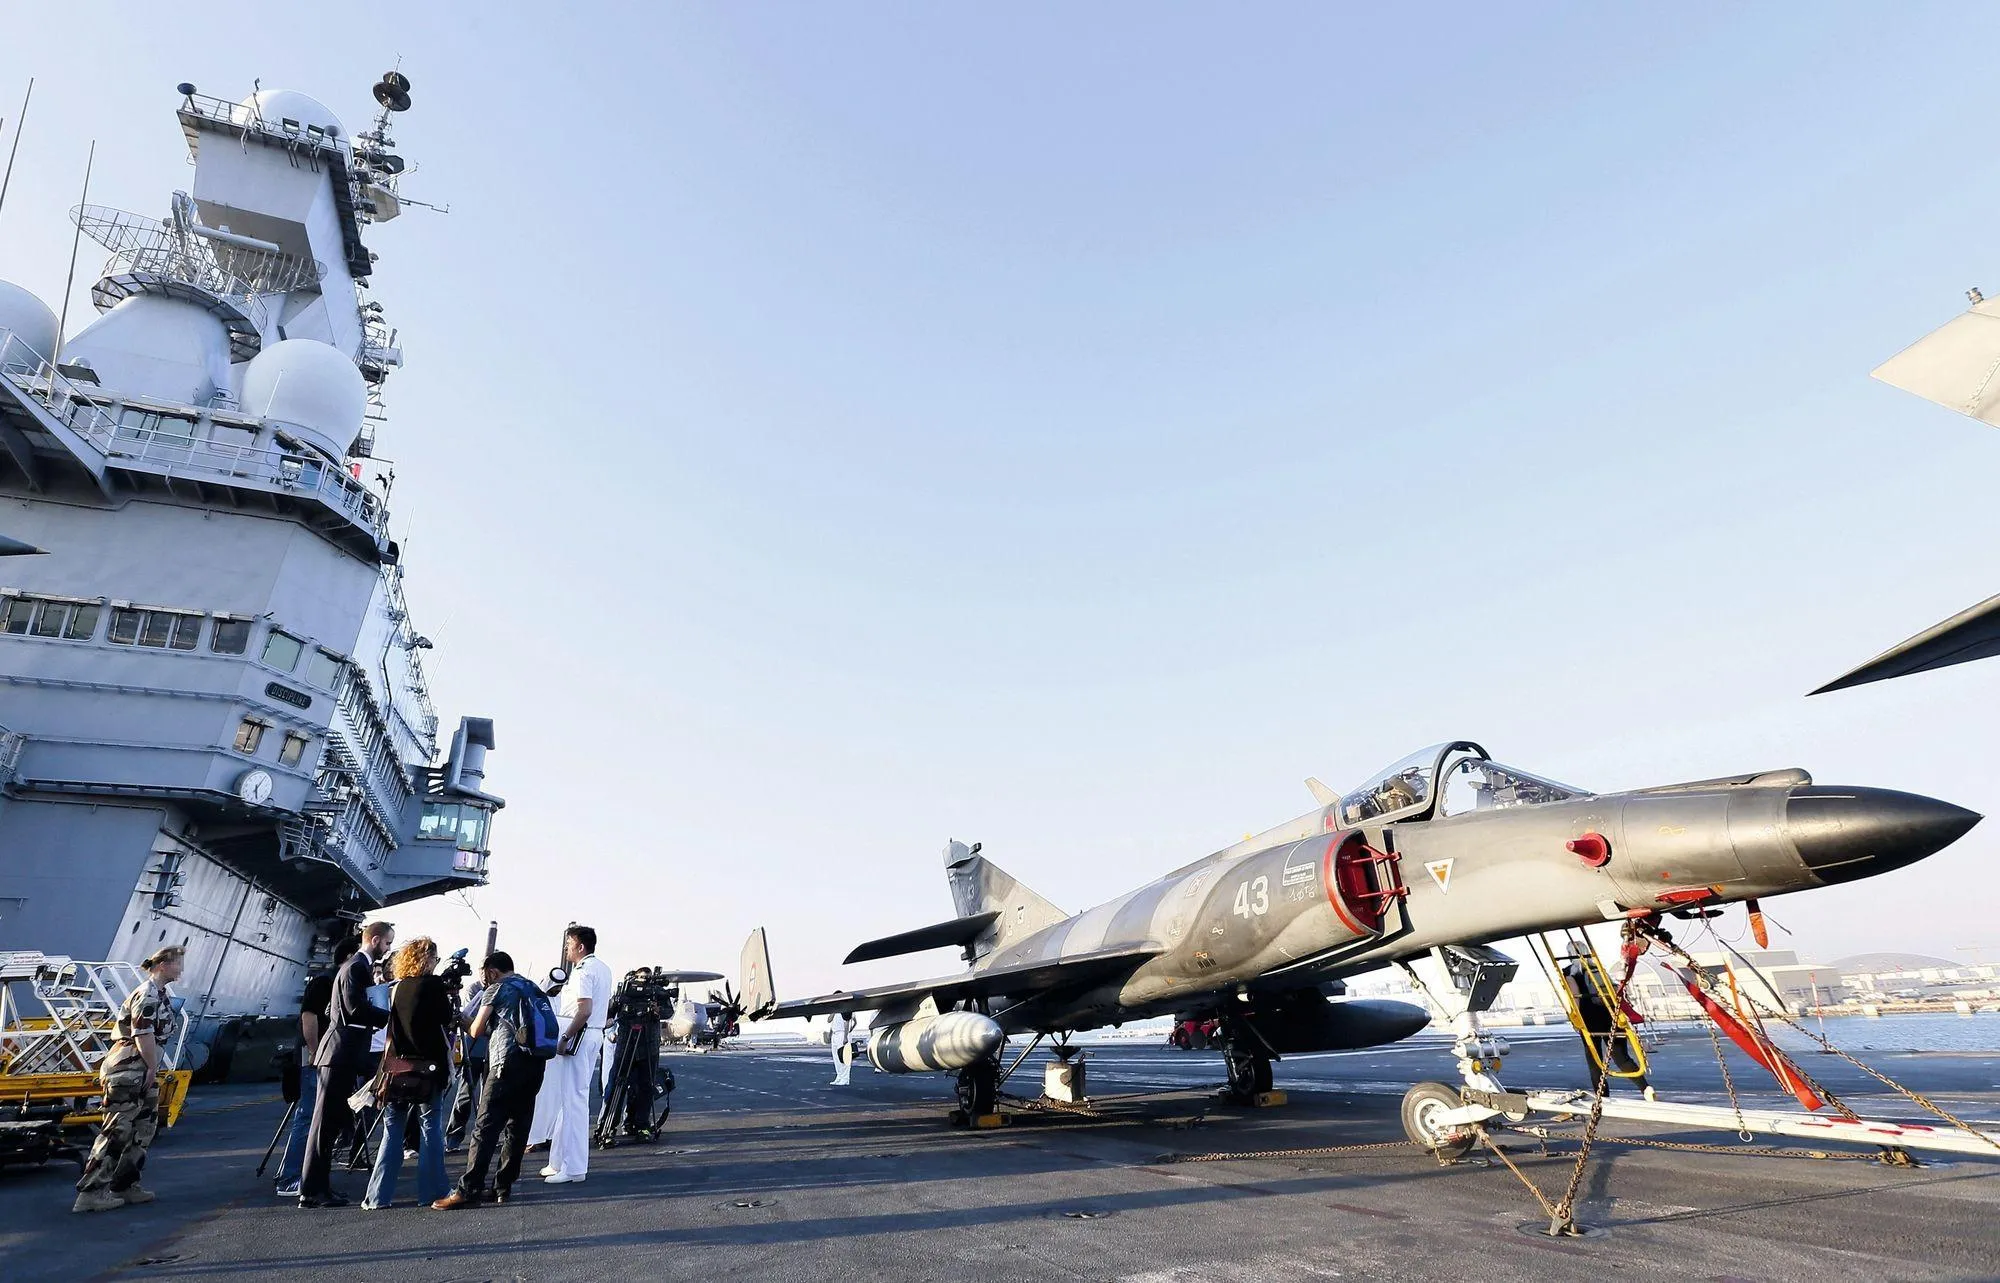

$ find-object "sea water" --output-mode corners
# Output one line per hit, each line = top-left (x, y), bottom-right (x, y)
(1764, 1011), (2000, 1055)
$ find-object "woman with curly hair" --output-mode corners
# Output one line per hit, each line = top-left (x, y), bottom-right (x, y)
(362, 936), (454, 1209)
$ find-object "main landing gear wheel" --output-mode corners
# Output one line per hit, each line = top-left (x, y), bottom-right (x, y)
(1221, 1045), (1273, 1104)
(1401, 1080), (1474, 1162)
(953, 1058), (999, 1124)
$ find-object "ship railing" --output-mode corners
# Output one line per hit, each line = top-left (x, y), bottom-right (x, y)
(92, 244), (272, 335)
(101, 422), (388, 543)
(178, 91), (349, 158)
(316, 737), (406, 853)
(0, 722), (22, 788)
(1, 331), (387, 545)
(278, 817), (340, 868)
(74, 203), (326, 297)
(0, 330), (130, 448)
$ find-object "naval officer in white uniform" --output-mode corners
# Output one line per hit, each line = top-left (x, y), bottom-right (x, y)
(829, 1011), (855, 1086)
(539, 925), (611, 1183)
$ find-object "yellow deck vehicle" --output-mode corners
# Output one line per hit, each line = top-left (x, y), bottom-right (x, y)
(0, 952), (192, 1131)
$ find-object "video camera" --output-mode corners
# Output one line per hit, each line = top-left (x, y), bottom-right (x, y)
(438, 947), (473, 997)
(610, 967), (682, 1021)
(597, 967), (679, 1147)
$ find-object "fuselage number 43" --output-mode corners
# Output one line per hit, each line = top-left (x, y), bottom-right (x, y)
(1233, 876), (1270, 919)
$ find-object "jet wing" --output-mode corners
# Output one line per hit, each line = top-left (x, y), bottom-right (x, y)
(765, 943), (1164, 1021)
(1812, 592), (2000, 693)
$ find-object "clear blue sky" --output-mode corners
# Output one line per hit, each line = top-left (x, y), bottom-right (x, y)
(5, 5), (1999, 997)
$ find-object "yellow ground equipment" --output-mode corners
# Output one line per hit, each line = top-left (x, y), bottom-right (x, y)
(0, 951), (193, 1130)
(1536, 930), (1648, 1083)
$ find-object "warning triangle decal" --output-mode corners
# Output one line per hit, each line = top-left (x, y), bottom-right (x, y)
(1425, 858), (1454, 894)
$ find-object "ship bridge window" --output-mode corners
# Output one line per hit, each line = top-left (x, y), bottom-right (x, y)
(3, 594), (103, 641)
(305, 648), (343, 689)
(262, 630), (304, 671)
(116, 407), (196, 443)
(211, 618), (251, 654)
(419, 801), (491, 853)
(279, 731), (312, 767)
(234, 718), (268, 755)
(109, 606), (201, 650)
(36, 600), (101, 640)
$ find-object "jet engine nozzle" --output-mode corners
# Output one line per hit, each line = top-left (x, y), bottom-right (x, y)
(1786, 786), (1981, 885)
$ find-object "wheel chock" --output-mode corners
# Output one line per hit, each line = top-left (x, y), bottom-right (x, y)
(974, 1113), (1010, 1129)
(1252, 1090), (1288, 1108)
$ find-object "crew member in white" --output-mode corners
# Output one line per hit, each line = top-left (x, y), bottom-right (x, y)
(540, 925), (611, 1183)
(829, 1011), (855, 1086)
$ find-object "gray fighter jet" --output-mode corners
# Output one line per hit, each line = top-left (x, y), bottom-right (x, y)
(743, 742), (1977, 1117)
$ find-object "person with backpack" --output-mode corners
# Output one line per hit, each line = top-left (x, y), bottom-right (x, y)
(432, 951), (559, 1209)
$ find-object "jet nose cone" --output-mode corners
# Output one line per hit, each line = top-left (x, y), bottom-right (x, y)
(1786, 786), (1981, 885)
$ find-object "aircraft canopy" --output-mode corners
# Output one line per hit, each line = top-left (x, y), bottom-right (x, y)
(1339, 741), (1588, 827)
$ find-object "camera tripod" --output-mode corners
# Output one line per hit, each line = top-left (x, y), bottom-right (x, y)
(593, 1011), (670, 1147)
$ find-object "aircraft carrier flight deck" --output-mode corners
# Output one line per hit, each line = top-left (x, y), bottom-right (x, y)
(6, 1032), (1996, 1283)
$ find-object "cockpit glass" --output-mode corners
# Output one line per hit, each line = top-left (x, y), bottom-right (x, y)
(1339, 742), (1591, 826)
(1437, 753), (1589, 817)
(1339, 744), (1449, 826)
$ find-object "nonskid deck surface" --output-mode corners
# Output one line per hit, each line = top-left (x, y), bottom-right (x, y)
(3, 1039), (1997, 1283)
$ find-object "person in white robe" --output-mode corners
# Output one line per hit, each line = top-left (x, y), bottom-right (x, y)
(829, 1011), (854, 1086)
(536, 926), (612, 1183)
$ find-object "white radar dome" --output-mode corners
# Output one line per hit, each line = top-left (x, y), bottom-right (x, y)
(242, 89), (345, 142)
(0, 280), (59, 363)
(242, 339), (367, 460)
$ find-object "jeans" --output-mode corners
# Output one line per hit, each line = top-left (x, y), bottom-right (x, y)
(362, 1086), (448, 1208)
(460, 1058), (546, 1196)
(275, 1065), (319, 1184)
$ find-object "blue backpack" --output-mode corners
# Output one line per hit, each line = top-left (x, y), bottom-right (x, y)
(503, 976), (562, 1059)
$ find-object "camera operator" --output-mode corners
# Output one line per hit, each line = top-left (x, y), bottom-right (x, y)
(597, 969), (672, 1144)
(537, 925), (610, 1184)
(433, 951), (555, 1209)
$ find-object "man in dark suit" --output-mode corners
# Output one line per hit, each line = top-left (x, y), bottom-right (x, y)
(298, 921), (395, 1208)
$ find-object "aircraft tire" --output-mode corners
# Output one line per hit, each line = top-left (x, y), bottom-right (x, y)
(1400, 1081), (1473, 1161)
(956, 1061), (998, 1117)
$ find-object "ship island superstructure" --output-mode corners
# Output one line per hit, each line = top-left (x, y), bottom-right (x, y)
(0, 74), (500, 1057)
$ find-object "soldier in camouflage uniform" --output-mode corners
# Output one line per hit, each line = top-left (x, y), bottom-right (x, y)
(73, 946), (185, 1213)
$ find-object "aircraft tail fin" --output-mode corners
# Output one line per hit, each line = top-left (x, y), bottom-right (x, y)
(944, 840), (1066, 961)
(1305, 777), (1338, 806)
(740, 927), (776, 1019)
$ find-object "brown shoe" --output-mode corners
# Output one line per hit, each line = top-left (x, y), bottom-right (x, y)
(431, 1189), (480, 1211)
